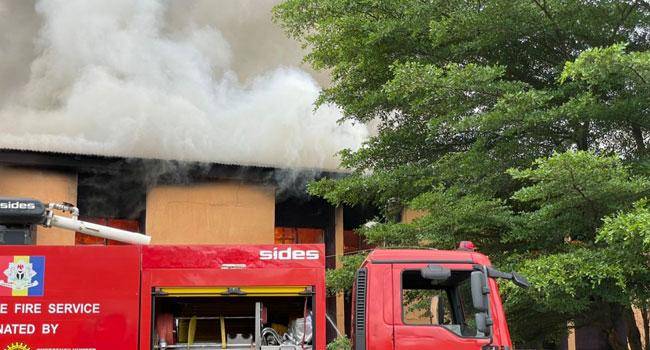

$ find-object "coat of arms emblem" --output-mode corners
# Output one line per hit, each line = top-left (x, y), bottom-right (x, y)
(5, 342), (30, 350)
(0, 260), (39, 291)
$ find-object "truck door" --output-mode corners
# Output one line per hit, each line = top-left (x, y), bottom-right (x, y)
(392, 263), (491, 350)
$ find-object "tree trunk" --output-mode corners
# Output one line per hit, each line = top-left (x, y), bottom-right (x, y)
(607, 328), (628, 350)
(632, 125), (646, 156)
(606, 303), (629, 350)
(576, 121), (590, 151)
(626, 306), (644, 350)
(642, 302), (649, 350)
(587, 302), (642, 350)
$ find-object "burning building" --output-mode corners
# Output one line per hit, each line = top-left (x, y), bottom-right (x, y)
(0, 149), (380, 338)
(0, 0), (377, 339)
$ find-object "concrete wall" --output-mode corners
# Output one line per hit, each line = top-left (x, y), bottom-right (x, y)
(0, 166), (78, 245)
(402, 208), (427, 224)
(146, 181), (276, 244)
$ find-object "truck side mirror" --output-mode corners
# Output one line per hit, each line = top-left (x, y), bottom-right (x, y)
(470, 270), (488, 311)
(420, 264), (451, 280)
(486, 267), (531, 289)
(511, 272), (530, 289)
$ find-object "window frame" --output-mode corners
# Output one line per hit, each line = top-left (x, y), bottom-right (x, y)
(398, 268), (488, 339)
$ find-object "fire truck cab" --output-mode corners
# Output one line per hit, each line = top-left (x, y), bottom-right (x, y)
(352, 249), (528, 350)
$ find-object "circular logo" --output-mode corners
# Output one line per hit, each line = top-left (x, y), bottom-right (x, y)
(5, 343), (30, 350)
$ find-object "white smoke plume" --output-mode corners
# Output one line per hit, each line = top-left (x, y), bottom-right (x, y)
(0, 0), (368, 170)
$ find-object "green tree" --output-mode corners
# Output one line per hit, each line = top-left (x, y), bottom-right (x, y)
(598, 200), (650, 350)
(274, 0), (650, 348)
(503, 151), (649, 349)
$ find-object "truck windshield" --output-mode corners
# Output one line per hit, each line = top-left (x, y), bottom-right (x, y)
(401, 269), (483, 338)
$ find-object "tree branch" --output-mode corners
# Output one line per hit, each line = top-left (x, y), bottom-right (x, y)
(635, 0), (650, 12)
(530, 0), (571, 59)
(567, 163), (600, 233)
(625, 65), (649, 85)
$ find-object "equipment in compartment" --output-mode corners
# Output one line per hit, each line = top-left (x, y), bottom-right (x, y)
(153, 293), (313, 350)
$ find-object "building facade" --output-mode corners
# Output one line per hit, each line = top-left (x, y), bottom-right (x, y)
(0, 149), (379, 340)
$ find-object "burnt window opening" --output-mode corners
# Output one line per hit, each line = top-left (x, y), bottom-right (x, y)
(274, 196), (331, 245)
(76, 169), (147, 244)
(275, 196), (331, 229)
(77, 171), (147, 220)
(343, 205), (379, 255)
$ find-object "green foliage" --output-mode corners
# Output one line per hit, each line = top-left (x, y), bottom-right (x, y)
(598, 199), (650, 254)
(308, 164), (436, 216)
(326, 253), (367, 295)
(505, 248), (628, 315)
(561, 44), (650, 94)
(502, 248), (628, 343)
(275, 0), (649, 120)
(275, 0), (650, 347)
(559, 44), (650, 157)
(327, 335), (352, 350)
(501, 152), (650, 345)
(597, 200), (650, 303)
(349, 187), (515, 253)
(409, 188), (514, 250)
(507, 151), (650, 248)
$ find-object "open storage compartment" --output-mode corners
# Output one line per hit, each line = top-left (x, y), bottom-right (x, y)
(152, 287), (315, 350)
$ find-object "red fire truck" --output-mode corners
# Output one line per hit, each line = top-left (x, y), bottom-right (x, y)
(0, 198), (528, 350)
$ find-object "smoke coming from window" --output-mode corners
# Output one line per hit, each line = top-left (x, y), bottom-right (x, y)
(0, 0), (368, 170)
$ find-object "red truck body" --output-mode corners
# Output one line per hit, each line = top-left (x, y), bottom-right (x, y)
(0, 244), (326, 350)
(0, 197), (521, 349)
(0, 244), (514, 350)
